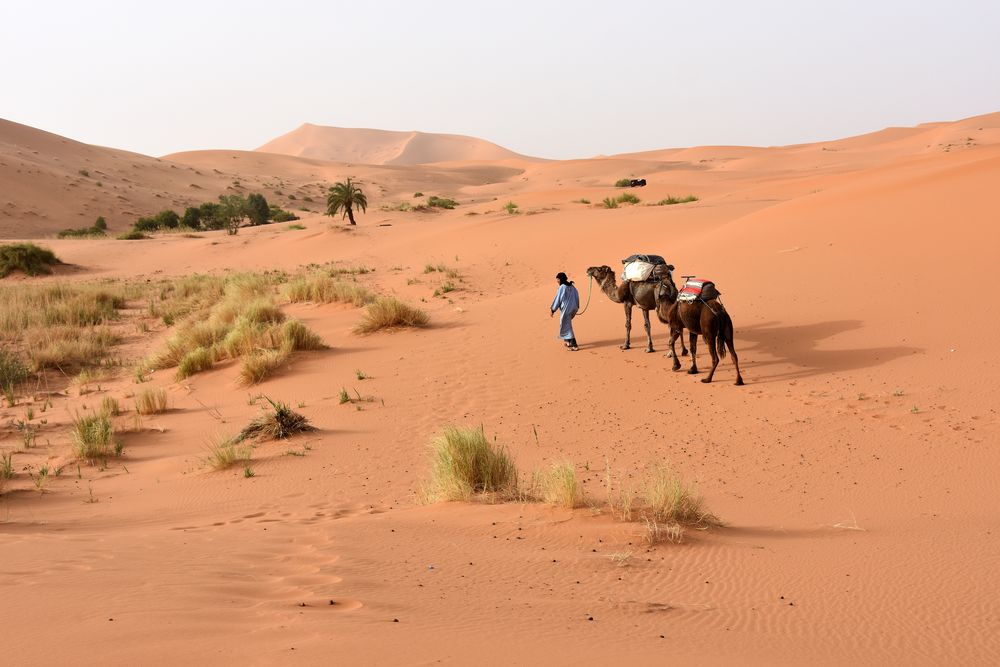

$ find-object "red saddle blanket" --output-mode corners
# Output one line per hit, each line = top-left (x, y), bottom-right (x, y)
(678, 278), (720, 301)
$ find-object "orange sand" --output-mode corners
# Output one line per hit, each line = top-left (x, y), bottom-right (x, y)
(2, 112), (999, 665)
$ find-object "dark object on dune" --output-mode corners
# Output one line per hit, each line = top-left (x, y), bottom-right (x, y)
(630, 179), (647, 187)
(236, 397), (316, 442)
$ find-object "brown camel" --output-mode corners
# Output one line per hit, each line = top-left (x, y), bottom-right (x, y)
(586, 265), (685, 355)
(665, 292), (745, 385)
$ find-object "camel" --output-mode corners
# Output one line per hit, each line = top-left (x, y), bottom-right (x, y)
(665, 292), (745, 385)
(586, 265), (685, 354)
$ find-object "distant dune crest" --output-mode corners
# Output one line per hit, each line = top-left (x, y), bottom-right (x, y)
(255, 123), (532, 165)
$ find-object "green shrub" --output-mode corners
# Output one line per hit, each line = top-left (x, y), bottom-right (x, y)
(413, 192), (424, 198)
(602, 197), (618, 209)
(503, 201), (518, 215)
(268, 206), (299, 222)
(181, 207), (202, 229)
(0, 243), (62, 277)
(154, 209), (180, 229)
(427, 196), (458, 209)
(247, 193), (270, 226)
(616, 192), (640, 205)
(614, 178), (632, 187)
(655, 195), (699, 206)
(117, 230), (149, 240)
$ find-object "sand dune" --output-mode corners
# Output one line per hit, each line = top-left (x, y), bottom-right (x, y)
(256, 122), (535, 165)
(2, 112), (1000, 665)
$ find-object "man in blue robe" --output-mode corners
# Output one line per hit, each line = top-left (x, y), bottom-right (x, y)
(550, 272), (580, 351)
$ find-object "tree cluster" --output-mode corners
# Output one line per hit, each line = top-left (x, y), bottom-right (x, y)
(126, 193), (298, 237)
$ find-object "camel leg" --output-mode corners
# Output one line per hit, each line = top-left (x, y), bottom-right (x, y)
(621, 303), (632, 350)
(687, 332), (699, 374)
(668, 328), (682, 371)
(642, 309), (654, 353)
(727, 337), (745, 386)
(701, 333), (720, 384)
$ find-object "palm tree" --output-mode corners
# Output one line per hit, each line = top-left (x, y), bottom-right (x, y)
(326, 178), (368, 225)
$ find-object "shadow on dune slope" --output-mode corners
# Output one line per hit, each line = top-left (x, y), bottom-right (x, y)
(737, 320), (920, 382)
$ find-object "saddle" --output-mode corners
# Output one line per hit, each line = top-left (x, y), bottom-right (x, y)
(621, 254), (673, 283)
(678, 277), (721, 302)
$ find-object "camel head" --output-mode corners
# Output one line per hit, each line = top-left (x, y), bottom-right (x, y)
(586, 265), (615, 283)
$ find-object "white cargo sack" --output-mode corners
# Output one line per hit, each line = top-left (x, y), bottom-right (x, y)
(622, 260), (657, 282)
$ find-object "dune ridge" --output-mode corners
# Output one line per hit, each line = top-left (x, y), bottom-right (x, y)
(255, 122), (535, 165)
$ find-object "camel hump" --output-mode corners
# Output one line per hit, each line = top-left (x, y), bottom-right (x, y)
(621, 253), (666, 266)
(679, 278), (721, 302)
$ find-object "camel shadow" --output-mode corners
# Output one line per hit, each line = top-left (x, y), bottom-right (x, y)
(736, 320), (921, 383)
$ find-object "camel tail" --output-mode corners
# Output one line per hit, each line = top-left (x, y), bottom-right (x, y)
(716, 308), (732, 359)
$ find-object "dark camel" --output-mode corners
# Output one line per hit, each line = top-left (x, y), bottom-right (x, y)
(586, 265), (685, 355)
(665, 292), (745, 385)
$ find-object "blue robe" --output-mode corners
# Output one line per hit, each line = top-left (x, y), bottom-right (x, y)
(551, 283), (580, 340)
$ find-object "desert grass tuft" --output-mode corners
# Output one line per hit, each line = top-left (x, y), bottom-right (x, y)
(204, 436), (253, 470)
(280, 319), (325, 351)
(282, 274), (374, 306)
(236, 397), (315, 442)
(71, 412), (118, 461)
(135, 387), (169, 415)
(644, 466), (721, 527)
(177, 346), (215, 379)
(101, 395), (121, 416)
(643, 516), (685, 546)
(540, 461), (583, 508)
(429, 426), (518, 501)
(355, 297), (429, 334)
(239, 348), (290, 385)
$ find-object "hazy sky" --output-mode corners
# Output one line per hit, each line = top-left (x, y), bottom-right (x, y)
(2, 0), (999, 159)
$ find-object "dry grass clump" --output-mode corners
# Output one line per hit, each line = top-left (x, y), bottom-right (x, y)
(239, 349), (290, 385)
(643, 517), (685, 546)
(644, 466), (721, 528)
(26, 326), (120, 371)
(177, 346), (215, 379)
(204, 436), (253, 470)
(540, 461), (583, 508)
(71, 412), (119, 461)
(0, 450), (14, 494)
(280, 319), (324, 351)
(135, 387), (169, 415)
(355, 297), (429, 334)
(429, 426), (518, 501)
(101, 395), (121, 416)
(282, 274), (375, 306)
(0, 348), (30, 390)
(147, 274), (325, 382)
(236, 397), (315, 442)
(0, 284), (127, 336)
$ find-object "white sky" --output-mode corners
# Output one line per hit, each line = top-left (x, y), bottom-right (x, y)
(2, 0), (999, 159)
